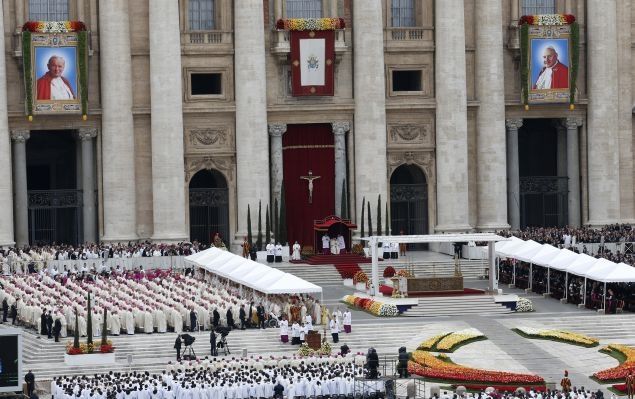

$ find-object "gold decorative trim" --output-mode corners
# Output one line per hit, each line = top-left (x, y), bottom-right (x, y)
(282, 144), (335, 150)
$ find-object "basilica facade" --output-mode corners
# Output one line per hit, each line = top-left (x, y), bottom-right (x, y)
(0, 0), (631, 251)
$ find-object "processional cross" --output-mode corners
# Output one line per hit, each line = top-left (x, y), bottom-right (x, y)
(300, 170), (321, 204)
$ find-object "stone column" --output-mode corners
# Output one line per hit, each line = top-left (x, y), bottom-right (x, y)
(0, 2), (14, 247)
(434, 0), (471, 232)
(149, 0), (187, 242)
(235, 1), (270, 241)
(474, 0), (508, 231)
(505, 119), (522, 230)
(353, 0), (388, 228)
(556, 126), (567, 177)
(268, 123), (286, 207)
(587, 0), (620, 225)
(99, 0), (137, 242)
(11, 130), (29, 247)
(79, 128), (97, 243)
(566, 118), (582, 227)
(332, 122), (349, 217)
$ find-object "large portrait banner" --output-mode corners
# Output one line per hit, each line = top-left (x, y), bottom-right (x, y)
(22, 21), (88, 120)
(519, 14), (579, 109)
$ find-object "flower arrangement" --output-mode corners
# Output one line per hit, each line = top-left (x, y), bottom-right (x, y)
(351, 243), (364, 255)
(352, 271), (368, 284)
(513, 327), (599, 347)
(383, 266), (396, 278)
(22, 20), (87, 32)
(418, 333), (450, 351)
(408, 350), (544, 385)
(435, 328), (486, 352)
(518, 14), (575, 26)
(342, 294), (399, 317)
(593, 344), (635, 382)
(296, 341), (333, 356)
(276, 18), (345, 31)
(66, 340), (114, 355)
(396, 269), (414, 278)
(516, 297), (533, 312)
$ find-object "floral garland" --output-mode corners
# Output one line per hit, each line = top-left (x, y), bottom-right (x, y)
(66, 340), (114, 355)
(518, 14), (575, 26)
(342, 294), (399, 317)
(276, 18), (345, 31)
(435, 328), (486, 352)
(22, 21), (87, 33)
(593, 344), (635, 382)
(518, 15), (579, 108)
(408, 350), (544, 385)
(513, 327), (599, 347)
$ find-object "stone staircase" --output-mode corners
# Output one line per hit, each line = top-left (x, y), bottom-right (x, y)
(401, 295), (513, 317)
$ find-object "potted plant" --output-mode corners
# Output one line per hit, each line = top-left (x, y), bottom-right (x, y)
(353, 271), (368, 291)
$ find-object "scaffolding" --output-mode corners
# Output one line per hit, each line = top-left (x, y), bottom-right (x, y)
(353, 357), (428, 399)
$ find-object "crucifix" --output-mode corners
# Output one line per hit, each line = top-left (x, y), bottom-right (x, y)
(300, 170), (321, 204)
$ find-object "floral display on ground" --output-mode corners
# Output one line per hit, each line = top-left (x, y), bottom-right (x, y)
(417, 329), (486, 352)
(352, 271), (368, 285)
(342, 294), (399, 317)
(593, 344), (635, 382)
(276, 18), (345, 31)
(516, 297), (534, 312)
(297, 341), (332, 356)
(513, 327), (599, 348)
(66, 340), (114, 355)
(396, 269), (414, 278)
(408, 350), (545, 385)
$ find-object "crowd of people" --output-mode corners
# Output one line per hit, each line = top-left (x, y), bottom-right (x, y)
(50, 353), (377, 399)
(502, 224), (635, 246)
(0, 268), (325, 339)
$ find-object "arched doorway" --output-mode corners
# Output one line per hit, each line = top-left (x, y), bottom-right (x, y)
(189, 169), (229, 246)
(390, 164), (428, 250)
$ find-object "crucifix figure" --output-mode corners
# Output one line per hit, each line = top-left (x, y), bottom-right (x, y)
(300, 170), (321, 204)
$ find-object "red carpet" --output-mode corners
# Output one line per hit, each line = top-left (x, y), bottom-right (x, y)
(289, 253), (378, 265)
(379, 285), (485, 297)
(333, 264), (362, 279)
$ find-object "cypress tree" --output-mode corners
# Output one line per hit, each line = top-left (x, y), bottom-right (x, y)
(265, 204), (271, 247)
(377, 194), (382, 236)
(367, 201), (372, 236)
(385, 202), (390, 236)
(257, 200), (263, 250)
(247, 204), (253, 246)
(73, 311), (80, 349)
(274, 197), (279, 244)
(101, 307), (108, 347)
(279, 182), (287, 245)
(340, 180), (348, 219)
(360, 197), (366, 237)
(86, 292), (93, 346)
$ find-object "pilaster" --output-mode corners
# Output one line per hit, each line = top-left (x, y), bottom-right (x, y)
(11, 130), (29, 246)
(332, 121), (350, 217)
(268, 123), (287, 208)
(505, 119), (522, 230)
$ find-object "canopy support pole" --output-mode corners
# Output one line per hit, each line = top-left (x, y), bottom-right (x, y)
(547, 267), (550, 295)
(488, 242), (497, 292)
(513, 260), (516, 286)
(583, 277), (587, 307)
(529, 263), (533, 291)
(371, 237), (379, 297)
(564, 272), (568, 301)
(603, 282), (607, 313)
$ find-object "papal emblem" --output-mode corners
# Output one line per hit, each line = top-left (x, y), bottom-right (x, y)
(307, 55), (319, 70)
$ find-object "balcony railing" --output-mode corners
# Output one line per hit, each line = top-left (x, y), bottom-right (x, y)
(271, 29), (346, 56)
(385, 27), (433, 44)
(181, 31), (232, 46)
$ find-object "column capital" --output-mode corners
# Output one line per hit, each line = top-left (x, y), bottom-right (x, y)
(10, 130), (30, 143)
(332, 121), (350, 135)
(565, 117), (584, 129)
(268, 123), (287, 137)
(505, 119), (523, 130)
(78, 127), (98, 141)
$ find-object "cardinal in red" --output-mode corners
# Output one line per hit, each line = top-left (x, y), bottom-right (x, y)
(533, 46), (569, 89)
(36, 55), (76, 100)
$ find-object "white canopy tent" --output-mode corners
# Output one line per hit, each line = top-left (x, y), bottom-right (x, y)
(528, 244), (561, 294)
(184, 247), (322, 297)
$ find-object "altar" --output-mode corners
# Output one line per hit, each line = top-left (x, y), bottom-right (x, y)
(392, 275), (464, 296)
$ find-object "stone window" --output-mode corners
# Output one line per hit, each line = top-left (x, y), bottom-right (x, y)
(521, 0), (556, 15)
(188, 0), (216, 31)
(28, 0), (69, 21)
(191, 73), (222, 96)
(391, 0), (415, 27)
(286, 0), (322, 19)
(392, 70), (422, 92)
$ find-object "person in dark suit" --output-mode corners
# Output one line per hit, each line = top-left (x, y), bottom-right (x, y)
(2, 298), (8, 322)
(40, 311), (47, 335)
(273, 381), (284, 399)
(189, 309), (197, 332)
(45, 312), (53, 339)
(210, 330), (217, 356)
(226, 308), (235, 329)
(257, 303), (266, 329)
(212, 308), (220, 328)
(24, 370), (35, 397)
(173, 335), (182, 361)
(53, 318), (62, 342)
(239, 305), (247, 330)
(10, 302), (17, 325)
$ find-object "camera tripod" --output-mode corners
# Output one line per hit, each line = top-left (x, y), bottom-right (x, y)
(216, 335), (230, 355)
(183, 345), (196, 360)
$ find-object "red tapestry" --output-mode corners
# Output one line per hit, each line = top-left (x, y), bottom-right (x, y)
(283, 124), (335, 250)
(290, 31), (335, 96)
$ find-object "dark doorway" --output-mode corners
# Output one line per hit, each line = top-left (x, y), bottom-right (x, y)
(390, 164), (428, 250)
(26, 130), (81, 245)
(518, 119), (567, 228)
(189, 169), (229, 246)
